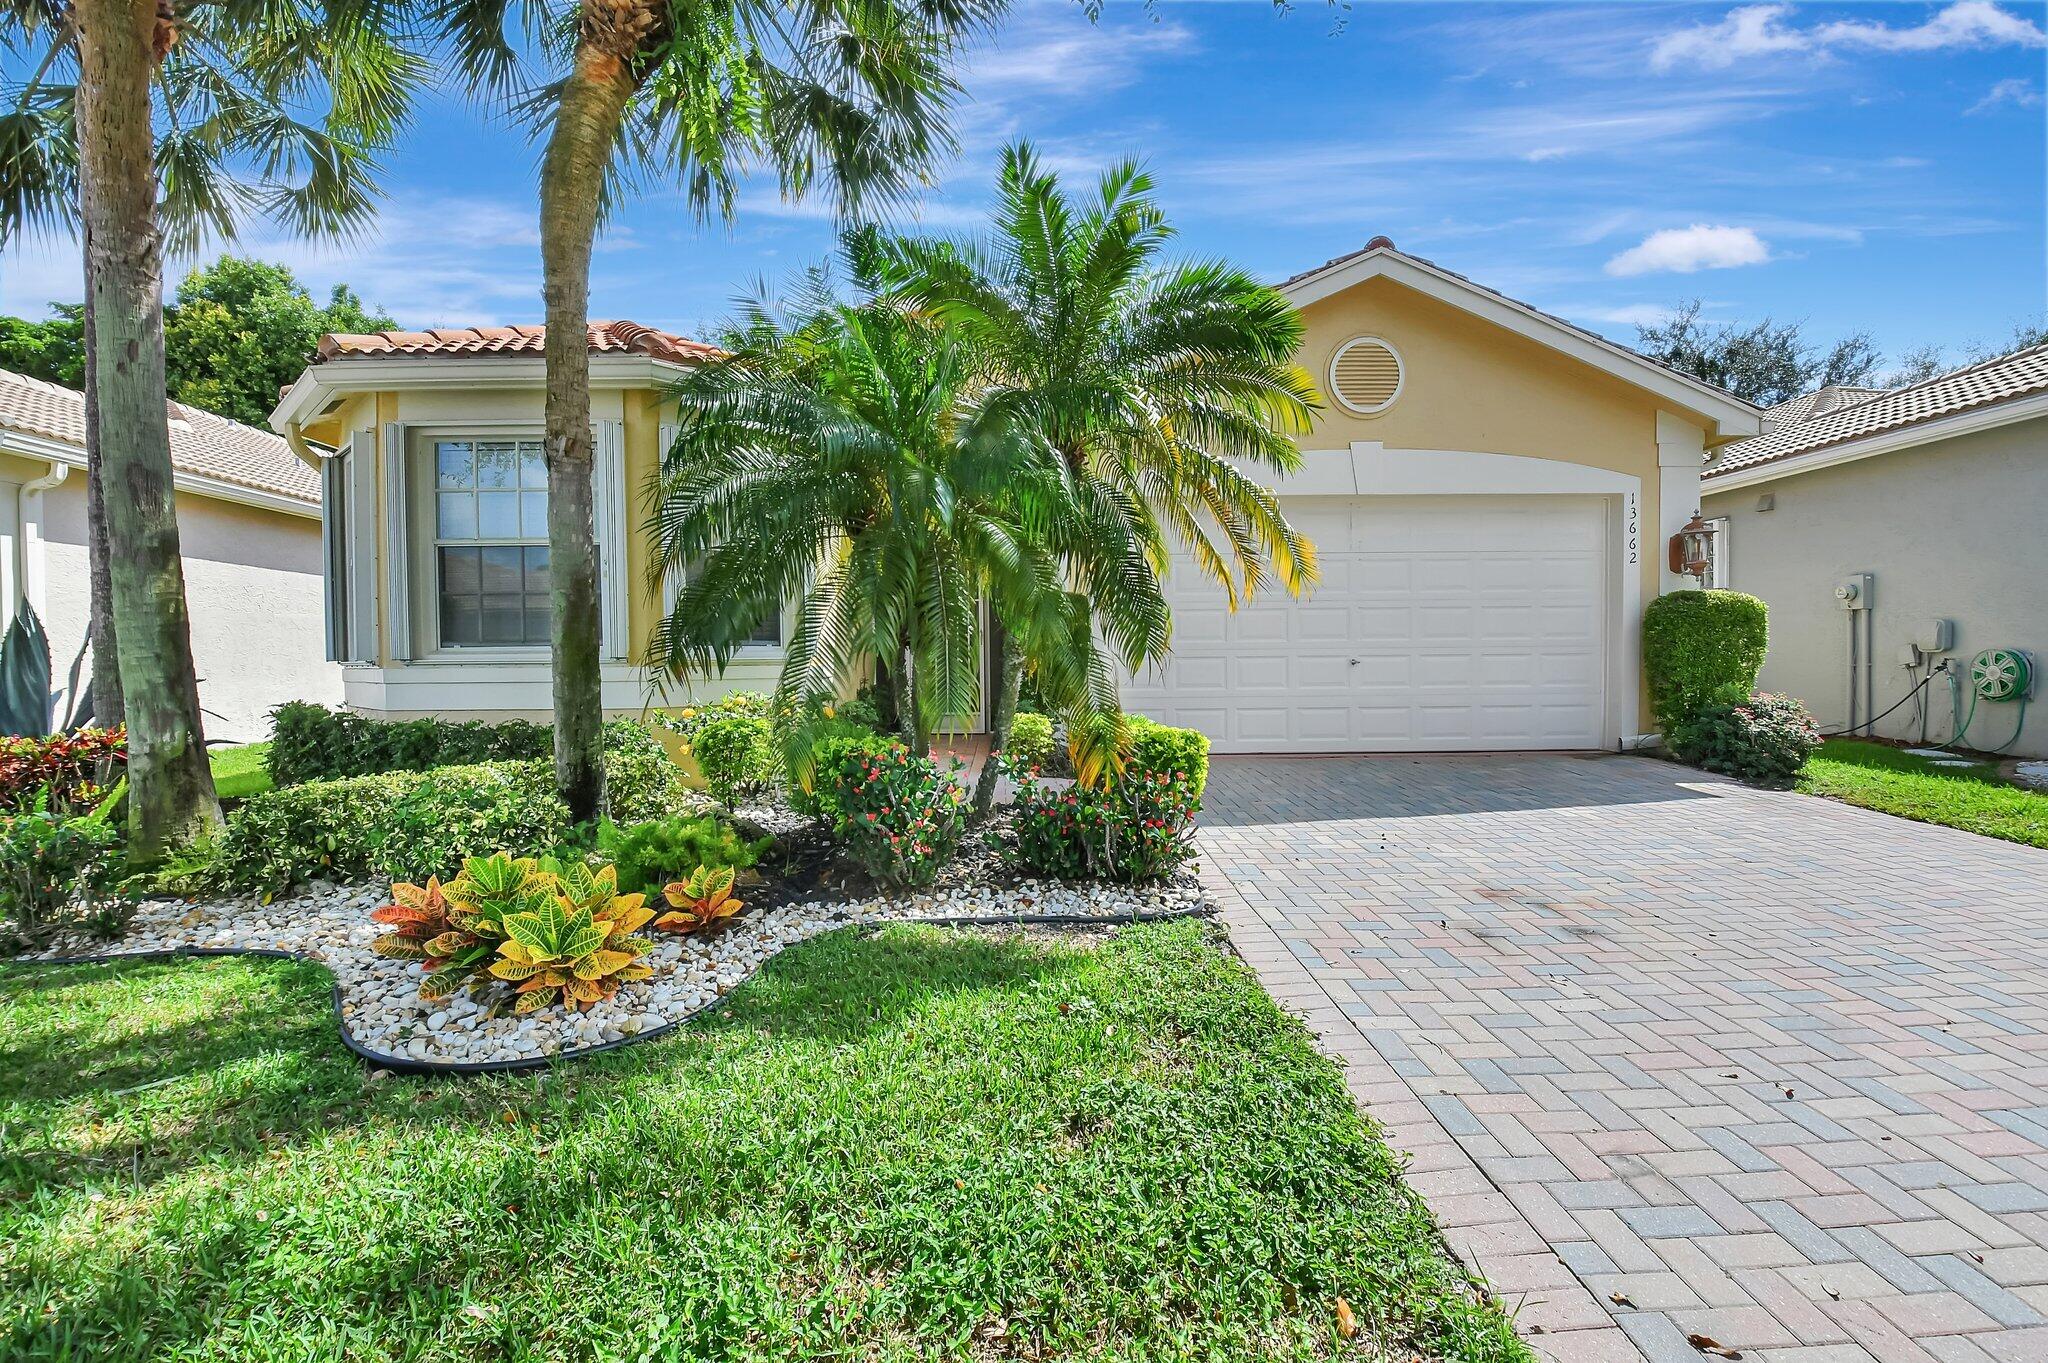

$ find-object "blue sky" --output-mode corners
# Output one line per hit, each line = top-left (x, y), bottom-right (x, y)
(3, 1), (2043, 373)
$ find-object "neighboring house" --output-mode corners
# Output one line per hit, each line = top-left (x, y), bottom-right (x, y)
(1701, 344), (2048, 760)
(269, 241), (1761, 752)
(0, 367), (340, 741)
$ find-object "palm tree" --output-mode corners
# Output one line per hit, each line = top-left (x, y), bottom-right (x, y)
(0, 1), (421, 858)
(650, 278), (1124, 781)
(432, 0), (1004, 825)
(872, 145), (1322, 813)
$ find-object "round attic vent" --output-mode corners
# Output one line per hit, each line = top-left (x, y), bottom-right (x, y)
(1328, 336), (1403, 415)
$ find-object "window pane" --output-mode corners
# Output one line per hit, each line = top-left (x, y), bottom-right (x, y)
(523, 546), (550, 593)
(748, 611), (783, 646)
(525, 598), (552, 643)
(480, 545), (523, 593)
(439, 545), (481, 595)
(436, 441), (473, 489)
(440, 595), (481, 646)
(481, 594), (525, 644)
(478, 491), (520, 538)
(476, 442), (518, 489)
(437, 492), (476, 540)
(520, 443), (547, 489)
(520, 490), (548, 537)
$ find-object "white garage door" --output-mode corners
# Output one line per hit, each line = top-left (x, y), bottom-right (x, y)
(1124, 495), (1610, 752)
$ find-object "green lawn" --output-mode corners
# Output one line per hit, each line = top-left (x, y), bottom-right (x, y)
(1799, 739), (2048, 848)
(207, 741), (272, 801)
(0, 920), (1525, 1363)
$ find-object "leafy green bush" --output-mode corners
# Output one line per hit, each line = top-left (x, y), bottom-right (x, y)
(220, 746), (682, 892)
(789, 725), (901, 821)
(1004, 713), (1055, 770)
(830, 745), (966, 888)
(596, 814), (769, 897)
(692, 714), (778, 808)
(1011, 768), (1201, 882)
(1642, 590), (1769, 734)
(265, 703), (665, 788)
(653, 691), (773, 743)
(0, 726), (127, 815)
(1126, 717), (1209, 796)
(1668, 691), (1819, 788)
(0, 807), (133, 946)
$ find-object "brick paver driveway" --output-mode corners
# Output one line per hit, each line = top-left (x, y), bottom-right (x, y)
(1199, 754), (2048, 1363)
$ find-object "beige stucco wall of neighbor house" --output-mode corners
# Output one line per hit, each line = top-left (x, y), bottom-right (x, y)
(36, 480), (340, 743)
(1702, 414), (2048, 759)
(1288, 276), (1724, 733)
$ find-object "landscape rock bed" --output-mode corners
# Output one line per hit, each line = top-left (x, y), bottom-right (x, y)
(19, 877), (1209, 1072)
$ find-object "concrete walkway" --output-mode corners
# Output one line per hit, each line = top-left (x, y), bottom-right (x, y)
(1200, 754), (2048, 1363)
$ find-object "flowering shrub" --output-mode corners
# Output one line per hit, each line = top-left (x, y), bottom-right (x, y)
(1668, 690), (1819, 789)
(0, 726), (127, 816)
(1126, 717), (1209, 797)
(654, 691), (774, 743)
(1011, 768), (1201, 882)
(1004, 713), (1056, 770)
(0, 806), (134, 947)
(791, 727), (902, 821)
(829, 745), (966, 888)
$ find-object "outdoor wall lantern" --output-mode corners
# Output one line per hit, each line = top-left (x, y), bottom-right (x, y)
(1668, 514), (1716, 584)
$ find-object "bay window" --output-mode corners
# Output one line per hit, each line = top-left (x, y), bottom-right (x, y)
(433, 438), (551, 647)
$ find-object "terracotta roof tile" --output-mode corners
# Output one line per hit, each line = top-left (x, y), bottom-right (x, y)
(1706, 343), (2048, 481)
(314, 319), (719, 364)
(0, 368), (316, 505)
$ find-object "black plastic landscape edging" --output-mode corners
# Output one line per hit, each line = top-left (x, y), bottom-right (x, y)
(7, 904), (1215, 1079)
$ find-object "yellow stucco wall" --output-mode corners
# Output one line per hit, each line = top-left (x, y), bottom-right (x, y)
(1294, 274), (1678, 645)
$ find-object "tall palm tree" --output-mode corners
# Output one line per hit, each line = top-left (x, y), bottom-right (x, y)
(650, 280), (1126, 780)
(872, 144), (1322, 813)
(0, 1), (421, 858)
(432, 0), (1004, 824)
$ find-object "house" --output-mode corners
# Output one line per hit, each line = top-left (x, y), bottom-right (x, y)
(1701, 344), (2048, 759)
(269, 240), (1762, 752)
(0, 367), (341, 741)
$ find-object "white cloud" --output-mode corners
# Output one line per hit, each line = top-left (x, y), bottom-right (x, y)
(960, 8), (1194, 100)
(1582, 302), (1689, 328)
(1968, 76), (2043, 114)
(1651, 1), (2045, 72)
(1604, 224), (1771, 277)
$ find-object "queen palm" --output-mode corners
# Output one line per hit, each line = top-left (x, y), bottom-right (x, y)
(432, 0), (1004, 823)
(0, 1), (421, 858)
(872, 144), (1322, 813)
(651, 282), (1126, 777)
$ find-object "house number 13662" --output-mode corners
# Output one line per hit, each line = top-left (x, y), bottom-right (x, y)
(1626, 493), (1638, 564)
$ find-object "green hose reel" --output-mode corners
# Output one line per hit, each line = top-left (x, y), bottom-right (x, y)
(1970, 648), (2034, 702)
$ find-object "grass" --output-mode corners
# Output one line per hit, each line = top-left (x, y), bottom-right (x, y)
(1799, 739), (2048, 848)
(207, 742), (272, 801)
(0, 920), (1526, 1363)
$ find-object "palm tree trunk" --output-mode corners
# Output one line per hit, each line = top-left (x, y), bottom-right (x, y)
(81, 204), (124, 729)
(897, 645), (931, 758)
(972, 628), (1021, 819)
(73, 0), (219, 859)
(537, 40), (638, 824)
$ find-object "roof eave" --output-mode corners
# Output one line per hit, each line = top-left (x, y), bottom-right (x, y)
(1281, 247), (1763, 439)
(269, 352), (696, 433)
(1703, 389), (2048, 493)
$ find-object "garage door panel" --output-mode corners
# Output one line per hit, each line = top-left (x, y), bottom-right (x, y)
(1131, 495), (1609, 752)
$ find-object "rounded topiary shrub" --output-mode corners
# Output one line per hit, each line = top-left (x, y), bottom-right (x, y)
(1642, 589), (1769, 734)
(1668, 691), (1819, 789)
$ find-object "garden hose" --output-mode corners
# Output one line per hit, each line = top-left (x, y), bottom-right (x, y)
(1944, 648), (2034, 754)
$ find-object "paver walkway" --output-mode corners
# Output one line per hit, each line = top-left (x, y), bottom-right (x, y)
(1200, 754), (2048, 1363)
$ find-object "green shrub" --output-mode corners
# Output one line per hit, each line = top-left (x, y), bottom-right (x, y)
(0, 807), (133, 946)
(596, 814), (769, 897)
(265, 704), (664, 788)
(1126, 717), (1209, 796)
(602, 742), (683, 826)
(1669, 691), (1819, 789)
(371, 762), (571, 884)
(789, 724), (901, 821)
(1004, 713), (1056, 770)
(692, 714), (778, 808)
(653, 691), (773, 743)
(830, 746), (966, 888)
(1010, 768), (1201, 883)
(1642, 590), (1769, 734)
(220, 770), (427, 891)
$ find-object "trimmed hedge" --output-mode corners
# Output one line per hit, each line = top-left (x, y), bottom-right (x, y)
(1127, 717), (1209, 797)
(265, 703), (666, 787)
(220, 745), (681, 892)
(1642, 590), (1769, 734)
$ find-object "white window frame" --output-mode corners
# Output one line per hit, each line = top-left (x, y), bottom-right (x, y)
(416, 427), (553, 657)
(1706, 515), (1731, 589)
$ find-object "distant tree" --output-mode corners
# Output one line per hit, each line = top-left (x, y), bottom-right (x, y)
(1884, 344), (1948, 387)
(1634, 301), (1881, 405)
(162, 258), (395, 425)
(0, 304), (82, 385)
